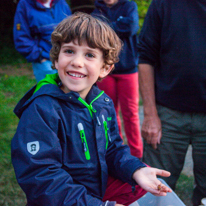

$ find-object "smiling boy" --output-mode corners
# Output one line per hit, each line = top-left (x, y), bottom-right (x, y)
(11, 13), (171, 206)
(55, 40), (110, 99)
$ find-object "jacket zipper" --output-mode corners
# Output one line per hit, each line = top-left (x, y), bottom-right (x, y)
(77, 123), (90, 160)
(102, 115), (110, 149)
(77, 91), (105, 157)
(78, 91), (104, 118)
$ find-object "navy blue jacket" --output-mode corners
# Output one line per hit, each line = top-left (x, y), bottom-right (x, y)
(138, 0), (206, 113)
(93, 0), (139, 74)
(11, 82), (146, 205)
(13, 0), (71, 62)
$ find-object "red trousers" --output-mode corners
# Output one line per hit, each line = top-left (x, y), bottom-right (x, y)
(103, 175), (147, 206)
(97, 73), (143, 158)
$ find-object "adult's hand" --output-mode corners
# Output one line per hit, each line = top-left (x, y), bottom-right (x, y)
(115, 204), (124, 206)
(141, 113), (162, 149)
(138, 63), (162, 149)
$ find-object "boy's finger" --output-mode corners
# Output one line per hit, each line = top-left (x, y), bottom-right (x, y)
(156, 169), (171, 177)
(157, 183), (172, 193)
(146, 187), (167, 196)
(146, 183), (172, 196)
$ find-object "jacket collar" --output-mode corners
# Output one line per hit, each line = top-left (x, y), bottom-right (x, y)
(34, 0), (59, 9)
(14, 78), (111, 119)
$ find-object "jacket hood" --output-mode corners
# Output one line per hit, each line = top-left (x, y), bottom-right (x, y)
(14, 73), (107, 119)
(94, 0), (128, 9)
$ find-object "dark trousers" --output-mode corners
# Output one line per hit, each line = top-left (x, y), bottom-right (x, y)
(143, 105), (206, 206)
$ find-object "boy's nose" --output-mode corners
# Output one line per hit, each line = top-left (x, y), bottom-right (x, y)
(71, 55), (84, 68)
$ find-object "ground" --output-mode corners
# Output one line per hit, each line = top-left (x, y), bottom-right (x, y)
(0, 63), (34, 77)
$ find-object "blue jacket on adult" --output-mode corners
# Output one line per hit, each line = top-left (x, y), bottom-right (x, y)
(93, 0), (139, 74)
(11, 74), (146, 206)
(13, 0), (71, 62)
(138, 0), (206, 113)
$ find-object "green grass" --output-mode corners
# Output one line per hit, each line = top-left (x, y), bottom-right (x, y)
(0, 71), (36, 205)
(176, 174), (194, 206)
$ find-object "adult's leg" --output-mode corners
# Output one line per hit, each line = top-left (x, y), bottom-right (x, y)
(97, 75), (123, 138)
(103, 175), (146, 206)
(143, 105), (190, 190)
(191, 113), (206, 206)
(117, 73), (143, 158)
(32, 60), (57, 82)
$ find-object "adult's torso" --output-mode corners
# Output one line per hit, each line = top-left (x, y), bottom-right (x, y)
(154, 0), (206, 112)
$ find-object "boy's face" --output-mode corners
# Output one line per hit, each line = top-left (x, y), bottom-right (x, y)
(103, 0), (118, 7)
(55, 40), (113, 99)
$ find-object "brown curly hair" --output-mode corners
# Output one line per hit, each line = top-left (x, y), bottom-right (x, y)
(50, 12), (122, 79)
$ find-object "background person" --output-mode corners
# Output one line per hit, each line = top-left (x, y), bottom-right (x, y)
(13, 0), (71, 82)
(138, 0), (206, 205)
(92, 0), (143, 158)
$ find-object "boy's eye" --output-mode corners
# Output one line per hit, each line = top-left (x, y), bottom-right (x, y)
(86, 53), (95, 58)
(65, 49), (73, 54)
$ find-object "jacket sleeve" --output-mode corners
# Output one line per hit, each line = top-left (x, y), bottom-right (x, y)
(13, 1), (43, 62)
(138, 0), (162, 66)
(111, 1), (139, 37)
(105, 102), (146, 186)
(11, 98), (113, 206)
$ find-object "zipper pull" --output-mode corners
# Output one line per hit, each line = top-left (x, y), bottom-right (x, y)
(96, 116), (101, 126)
(102, 115), (105, 122)
(108, 133), (111, 142)
(77, 123), (91, 160)
(83, 142), (87, 152)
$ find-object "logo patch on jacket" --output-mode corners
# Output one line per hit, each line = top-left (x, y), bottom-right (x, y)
(16, 23), (21, 30)
(27, 141), (40, 155)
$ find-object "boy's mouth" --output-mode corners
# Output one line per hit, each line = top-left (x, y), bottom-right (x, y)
(67, 72), (86, 78)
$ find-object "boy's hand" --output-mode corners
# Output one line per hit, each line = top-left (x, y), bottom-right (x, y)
(132, 167), (172, 196)
(115, 204), (124, 206)
(41, 58), (47, 63)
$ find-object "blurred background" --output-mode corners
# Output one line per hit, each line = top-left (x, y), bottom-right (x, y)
(0, 0), (150, 65)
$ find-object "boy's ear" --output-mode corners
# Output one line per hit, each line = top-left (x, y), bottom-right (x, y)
(54, 60), (58, 70)
(99, 64), (114, 78)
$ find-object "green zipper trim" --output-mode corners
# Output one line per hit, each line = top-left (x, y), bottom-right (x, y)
(104, 121), (109, 149)
(102, 115), (109, 149)
(78, 91), (104, 118)
(77, 91), (104, 158)
(33, 73), (59, 94)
